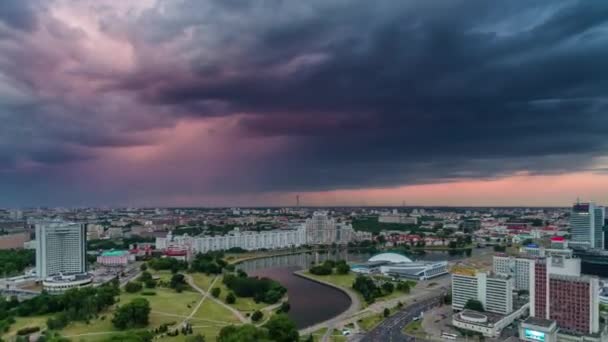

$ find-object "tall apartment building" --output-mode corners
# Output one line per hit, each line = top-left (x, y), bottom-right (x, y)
(305, 212), (354, 245)
(530, 256), (600, 336)
(156, 226), (307, 253)
(451, 268), (513, 315)
(35, 221), (87, 279)
(493, 255), (535, 291)
(569, 202), (605, 249)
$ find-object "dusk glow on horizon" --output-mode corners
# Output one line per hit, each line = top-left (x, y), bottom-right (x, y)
(2, 0), (608, 207)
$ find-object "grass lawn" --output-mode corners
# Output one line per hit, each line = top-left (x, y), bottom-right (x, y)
(191, 273), (218, 291)
(403, 320), (426, 338)
(191, 273), (268, 314)
(60, 287), (200, 340)
(302, 272), (356, 289)
(5, 314), (52, 338)
(192, 298), (241, 324)
(358, 313), (384, 331)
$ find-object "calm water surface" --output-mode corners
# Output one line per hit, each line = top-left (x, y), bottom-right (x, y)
(237, 249), (484, 329)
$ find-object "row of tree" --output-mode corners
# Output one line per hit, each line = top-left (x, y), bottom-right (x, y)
(309, 259), (350, 275)
(218, 314), (298, 342)
(223, 272), (286, 304)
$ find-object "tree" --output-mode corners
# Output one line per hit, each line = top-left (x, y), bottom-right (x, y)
(277, 301), (290, 314)
(125, 281), (142, 293)
(218, 324), (270, 342)
(264, 314), (299, 342)
(140, 264), (148, 272)
(226, 292), (236, 304)
(383, 308), (390, 318)
(211, 287), (221, 298)
(335, 262), (350, 275)
(251, 310), (264, 322)
(464, 299), (484, 312)
(396, 282), (410, 293)
(170, 274), (187, 292)
(112, 298), (151, 329)
(309, 264), (332, 275)
(381, 282), (394, 294)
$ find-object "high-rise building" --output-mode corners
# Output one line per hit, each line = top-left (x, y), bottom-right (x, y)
(530, 256), (600, 336)
(451, 267), (513, 315)
(569, 202), (605, 249)
(304, 212), (354, 245)
(35, 221), (87, 279)
(493, 255), (535, 291)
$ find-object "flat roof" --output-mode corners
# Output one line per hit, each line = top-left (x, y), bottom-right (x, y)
(523, 316), (555, 328)
(101, 250), (129, 257)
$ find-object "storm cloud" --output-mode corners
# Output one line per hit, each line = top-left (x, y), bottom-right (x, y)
(1, 0), (608, 206)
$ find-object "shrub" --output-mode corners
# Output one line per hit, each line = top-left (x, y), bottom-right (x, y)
(125, 281), (143, 293)
(251, 310), (264, 322)
(141, 291), (157, 296)
(17, 326), (40, 335)
(226, 292), (236, 304)
(211, 287), (221, 298)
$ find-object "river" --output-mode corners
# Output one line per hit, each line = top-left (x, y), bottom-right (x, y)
(237, 248), (486, 329)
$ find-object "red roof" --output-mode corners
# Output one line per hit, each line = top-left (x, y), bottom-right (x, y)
(551, 236), (565, 242)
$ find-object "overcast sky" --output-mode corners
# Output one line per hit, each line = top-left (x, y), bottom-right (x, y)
(1, 0), (608, 207)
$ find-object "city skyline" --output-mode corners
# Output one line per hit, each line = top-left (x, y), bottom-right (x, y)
(2, 0), (608, 207)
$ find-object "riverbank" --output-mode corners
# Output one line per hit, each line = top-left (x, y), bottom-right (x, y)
(294, 270), (362, 335)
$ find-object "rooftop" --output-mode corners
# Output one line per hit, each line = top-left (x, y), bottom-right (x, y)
(368, 252), (412, 263)
(522, 316), (556, 328)
(101, 250), (129, 257)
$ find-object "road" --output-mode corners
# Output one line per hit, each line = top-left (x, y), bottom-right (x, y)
(359, 295), (444, 342)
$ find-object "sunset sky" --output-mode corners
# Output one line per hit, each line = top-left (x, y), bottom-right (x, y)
(1, 0), (608, 207)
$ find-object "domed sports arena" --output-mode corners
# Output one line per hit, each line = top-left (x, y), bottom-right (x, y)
(351, 252), (448, 280)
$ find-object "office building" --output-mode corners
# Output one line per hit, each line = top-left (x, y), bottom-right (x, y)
(530, 256), (600, 336)
(493, 255), (536, 291)
(35, 221), (87, 279)
(569, 202), (605, 249)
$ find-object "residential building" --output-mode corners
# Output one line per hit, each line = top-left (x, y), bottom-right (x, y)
(304, 212), (354, 244)
(35, 221), (87, 279)
(378, 213), (418, 225)
(156, 226), (307, 254)
(569, 202), (605, 249)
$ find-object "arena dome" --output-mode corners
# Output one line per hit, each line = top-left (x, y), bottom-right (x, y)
(368, 252), (412, 263)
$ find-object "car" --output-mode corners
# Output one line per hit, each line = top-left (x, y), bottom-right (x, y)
(342, 329), (351, 336)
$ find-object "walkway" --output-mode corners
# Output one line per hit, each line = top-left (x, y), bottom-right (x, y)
(185, 274), (248, 324)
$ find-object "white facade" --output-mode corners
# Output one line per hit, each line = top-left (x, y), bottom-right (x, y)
(378, 214), (418, 225)
(35, 221), (87, 279)
(493, 255), (535, 291)
(304, 212), (354, 245)
(451, 270), (513, 315)
(157, 226), (307, 253)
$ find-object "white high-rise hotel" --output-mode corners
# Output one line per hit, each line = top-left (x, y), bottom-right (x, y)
(569, 202), (605, 249)
(35, 221), (87, 279)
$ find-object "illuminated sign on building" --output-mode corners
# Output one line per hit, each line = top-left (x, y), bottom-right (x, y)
(524, 329), (545, 342)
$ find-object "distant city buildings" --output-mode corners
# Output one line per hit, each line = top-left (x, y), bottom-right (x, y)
(378, 211), (418, 225)
(96, 250), (134, 266)
(35, 221), (87, 279)
(569, 202), (605, 249)
(0, 232), (30, 250)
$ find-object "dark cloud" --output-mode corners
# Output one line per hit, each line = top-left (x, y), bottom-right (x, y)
(2, 0), (608, 205)
(124, 0), (608, 192)
(0, 0), (41, 31)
